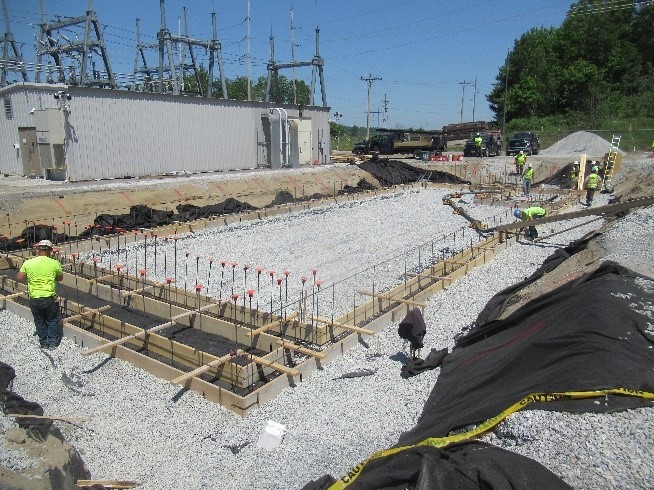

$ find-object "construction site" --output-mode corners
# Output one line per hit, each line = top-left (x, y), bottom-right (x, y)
(1, 0), (654, 489)
(0, 128), (653, 489)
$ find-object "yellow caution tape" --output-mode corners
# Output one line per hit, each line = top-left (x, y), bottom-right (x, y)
(328, 387), (654, 489)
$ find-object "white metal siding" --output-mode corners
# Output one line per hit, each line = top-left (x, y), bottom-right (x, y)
(0, 84), (330, 180)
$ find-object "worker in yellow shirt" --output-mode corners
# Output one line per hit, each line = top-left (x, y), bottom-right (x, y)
(16, 240), (63, 349)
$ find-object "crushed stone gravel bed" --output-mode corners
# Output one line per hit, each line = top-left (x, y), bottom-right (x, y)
(1, 178), (653, 489)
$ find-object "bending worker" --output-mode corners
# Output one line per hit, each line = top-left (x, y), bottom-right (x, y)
(16, 239), (63, 350)
(514, 150), (526, 175)
(584, 165), (602, 206)
(514, 206), (546, 241)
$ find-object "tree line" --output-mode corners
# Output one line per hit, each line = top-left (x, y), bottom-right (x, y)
(487, 1), (654, 125)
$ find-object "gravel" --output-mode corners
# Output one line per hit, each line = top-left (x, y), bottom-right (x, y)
(1, 161), (653, 489)
(540, 130), (625, 157)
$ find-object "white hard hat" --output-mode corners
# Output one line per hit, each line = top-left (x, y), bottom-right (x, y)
(36, 239), (53, 249)
(527, 163), (532, 167)
(519, 150), (524, 154)
(573, 161), (579, 165)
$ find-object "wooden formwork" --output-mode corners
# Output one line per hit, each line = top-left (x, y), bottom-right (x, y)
(1, 183), (536, 416)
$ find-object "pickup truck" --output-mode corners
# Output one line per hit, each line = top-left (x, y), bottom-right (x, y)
(463, 134), (500, 157)
(352, 130), (447, 158)
(506, 132), (540, 156)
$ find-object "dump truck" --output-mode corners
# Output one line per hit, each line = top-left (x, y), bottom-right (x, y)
(352, 129), (447, 158)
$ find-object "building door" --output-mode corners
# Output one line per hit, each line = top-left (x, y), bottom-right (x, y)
(18, 127), (40, 175)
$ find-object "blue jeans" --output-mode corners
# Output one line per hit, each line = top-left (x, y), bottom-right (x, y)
(524, 179), (532, 197)
(29, 297), (62, 348)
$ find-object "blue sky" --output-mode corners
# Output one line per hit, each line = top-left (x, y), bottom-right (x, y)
(3, 0), (575, 129)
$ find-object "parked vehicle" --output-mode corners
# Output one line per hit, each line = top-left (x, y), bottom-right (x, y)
(506, 132), (540, 156)
(463, 134), (500, 157)
(352, 129), (446, 158)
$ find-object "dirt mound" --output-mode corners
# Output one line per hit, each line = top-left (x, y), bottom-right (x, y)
(541, 131), (624, 157)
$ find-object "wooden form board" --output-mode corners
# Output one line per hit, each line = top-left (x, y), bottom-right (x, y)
(357, 290), (427, 309)
(246, 312), (299, 336)
(82, 301), (221, 356)
(276, 340), (326, 359)
(313, 315), (374, 336)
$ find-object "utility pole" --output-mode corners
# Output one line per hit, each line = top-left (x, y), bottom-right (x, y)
(459, 80), (470, 123)
(382, 93), (389, 123)
(502, 49), (509, 153)
(361, 74), (381, 140)
(247, 0), (251, 100)
(472, 77), (478, 122)
(290, 5), (296, 104)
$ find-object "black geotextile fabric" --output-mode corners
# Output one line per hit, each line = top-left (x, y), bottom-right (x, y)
(359, 160), (471, 186)
(396, 261), (654, 448)
(302, 441), (570, 490)
(79, 198), (256, 237)
(0, 224), (68, 251)
(472, 230), (601, 327)
(0, 361), (52, 441)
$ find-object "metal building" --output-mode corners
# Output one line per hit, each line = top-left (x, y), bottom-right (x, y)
(0, 83), (331, 181)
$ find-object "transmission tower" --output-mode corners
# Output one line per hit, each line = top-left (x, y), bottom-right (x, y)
(1, 0), (28, 86)
(155, 0), (228, 97)
(35, 0), (116, 88)
(265, 24), (327, 107)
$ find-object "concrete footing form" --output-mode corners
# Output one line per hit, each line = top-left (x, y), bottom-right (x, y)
(2, 179), (630, 416)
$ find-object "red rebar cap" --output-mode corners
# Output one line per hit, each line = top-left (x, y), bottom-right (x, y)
(231, 293), (239, 301)
(246, 289), (255, 297)
(166, 277), (173, 284)
(195, 284), (203, 292)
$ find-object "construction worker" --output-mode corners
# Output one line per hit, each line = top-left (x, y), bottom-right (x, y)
(584, 165), (602, 206)
(15, 240), (64, 350)
(523, 162), (534, 198)
(515, 151), (526, 175)
(514, 206), (546, 241)
(569, 161), (580, 189)
(474, 133), (483, 158)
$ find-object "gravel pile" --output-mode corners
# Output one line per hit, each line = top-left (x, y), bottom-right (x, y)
(540, 131), (624, 157)
(1, 173), (653, 489)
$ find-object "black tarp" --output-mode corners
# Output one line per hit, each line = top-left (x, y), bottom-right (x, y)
(397, 308), (426, 351)
(359, 160), (470, 186)
(305, 261), (654, 489)
(0, 224), (68, 251)
(472, 230), (601, 327)
(398, 261), (654, 447)
(302, 441), (571, 490)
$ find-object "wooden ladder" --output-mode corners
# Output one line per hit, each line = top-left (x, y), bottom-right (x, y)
(602, 134), (621, 191)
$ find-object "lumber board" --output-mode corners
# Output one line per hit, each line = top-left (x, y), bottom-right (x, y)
(357, 290), (427, 308)
(248, 354), (299, 376)
(171, 349), (244, 384)
(246, 311), (299, 336)
(62, 305), (111, 322)
(276, 340), (326, 358)
(0, 292), (25, 300)
(82, 302), (220, 356)
(313, 315), (374, 335)
(76, 481), (139, 489)
(8, 414), (88, 423)
(120, 282), (163, 297)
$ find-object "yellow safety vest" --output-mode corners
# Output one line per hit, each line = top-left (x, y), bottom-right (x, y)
(586, 173), (599, 189)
